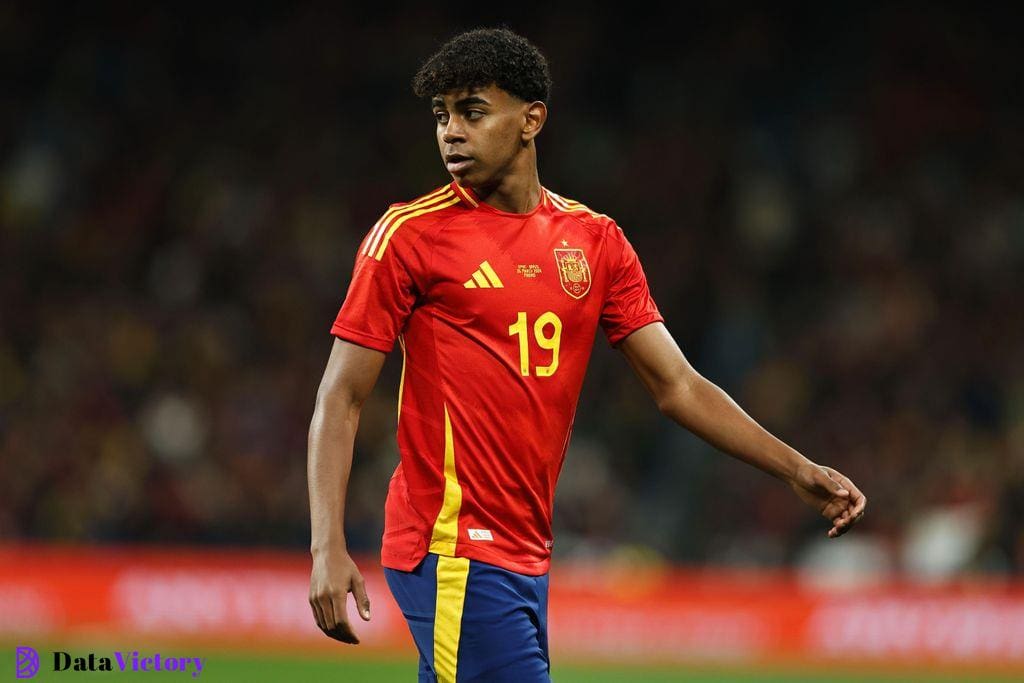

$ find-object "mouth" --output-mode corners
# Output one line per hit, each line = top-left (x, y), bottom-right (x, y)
(445, 153), (474, 174)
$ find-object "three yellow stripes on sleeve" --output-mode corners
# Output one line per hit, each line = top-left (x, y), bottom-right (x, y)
(363, 187), (461, 261)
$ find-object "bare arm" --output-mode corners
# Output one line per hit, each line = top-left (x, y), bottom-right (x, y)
(308, 337), (387, 644)
(618, 323), (866, 538)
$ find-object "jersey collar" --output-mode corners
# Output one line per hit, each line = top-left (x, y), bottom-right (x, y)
(449, 181), (548, 217)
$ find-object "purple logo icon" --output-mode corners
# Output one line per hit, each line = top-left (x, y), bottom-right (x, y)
(15, 646), (39, 679)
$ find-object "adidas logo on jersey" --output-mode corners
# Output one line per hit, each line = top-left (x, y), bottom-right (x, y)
(463, 261), (504, 288)
(468, 528), (494, 541)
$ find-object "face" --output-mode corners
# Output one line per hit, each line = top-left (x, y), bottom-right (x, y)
(432, 83), (539, 187)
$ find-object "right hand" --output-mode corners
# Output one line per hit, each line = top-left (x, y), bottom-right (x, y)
(309, 549), (372, 644)
(788, 462), (867, 538)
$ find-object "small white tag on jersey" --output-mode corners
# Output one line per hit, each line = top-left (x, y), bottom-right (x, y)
(468, 528), (494, 541)
(544, 539), (554, 549)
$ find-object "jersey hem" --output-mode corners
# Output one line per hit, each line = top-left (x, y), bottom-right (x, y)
(330, 323), (394, 353)
(382, 543), (551, 577)
(608, 313), (665, 347)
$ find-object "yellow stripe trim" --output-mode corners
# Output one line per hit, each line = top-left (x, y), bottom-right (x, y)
(374, 195), (461, 260)
(413, 185), (454, 204)
(429, 404), (461, 555)
(396, 335), (406, 425)
(548, 192), (579, 210)
(433, 555), (469, 683)
(364, 189), (447, 256)
(362, 186), (450, 255)
(463, 279), (476, 288)
(546, 191), (572, 210)
(453, 182), (478, 207)
(547, 191), (606, 219)
(368, 190), (454, 257)
(479, 260), (503, 287)
(471, 271), (490, 288)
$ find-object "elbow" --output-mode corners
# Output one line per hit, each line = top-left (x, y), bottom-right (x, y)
(311, 376), (362, 427)
(654, 372), (701, 420)
(308, 382), (361, 453)
(654, 381), (685, 418)
(655, 395), (673, 417)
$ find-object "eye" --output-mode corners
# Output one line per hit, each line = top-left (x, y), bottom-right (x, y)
(434, 111), (449, 124)
(466, 110), (484, 120)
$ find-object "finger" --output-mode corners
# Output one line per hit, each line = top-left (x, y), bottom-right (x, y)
(829, 468), (866, 503)
(352, 575), (372, 621)
(320, 593), (337, 631)
(821, 497), (851, 520)
(831, 471), (866, 519)
(831, 510), (858, 537)
(324, 623), (359, 645)
(828, 510), (852, 537)
(846, 506), (865, 528)
(834, 502), (857, 526)
(828, 521), (847, 538)
(849, 488), (867, 516)
(828, 519), (844, 538)
(309, 595), (327, 631)
(817, 467), (850, 497)
(330, 593), (359, 644)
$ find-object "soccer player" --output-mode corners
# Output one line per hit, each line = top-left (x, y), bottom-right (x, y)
(308, 27), (866, 682)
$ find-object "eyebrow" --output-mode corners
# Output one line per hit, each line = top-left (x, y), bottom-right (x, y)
(431, 95), (491, 108)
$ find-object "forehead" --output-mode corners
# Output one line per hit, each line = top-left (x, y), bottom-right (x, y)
(431, 84), (517, 107)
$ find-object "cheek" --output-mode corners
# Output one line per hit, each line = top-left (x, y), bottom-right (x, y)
(482, 119), (521, 160)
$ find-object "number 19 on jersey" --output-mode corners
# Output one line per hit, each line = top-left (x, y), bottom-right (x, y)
(508, 311), (562, 377)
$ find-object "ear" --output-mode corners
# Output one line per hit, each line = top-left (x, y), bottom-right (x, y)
(522, 101), (547, 142)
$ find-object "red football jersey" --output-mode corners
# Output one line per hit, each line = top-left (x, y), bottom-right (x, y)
(331, 181), (663, 575)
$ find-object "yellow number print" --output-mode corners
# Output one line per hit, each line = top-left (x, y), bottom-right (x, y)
(508, 311), (562, 377)
(534, 311), (561, 376)
(509, 312), (530, 376)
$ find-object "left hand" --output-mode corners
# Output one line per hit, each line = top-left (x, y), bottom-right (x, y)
(789, 462), (867, 538)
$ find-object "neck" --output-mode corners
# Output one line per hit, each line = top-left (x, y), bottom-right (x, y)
(467, 144), (542, 214)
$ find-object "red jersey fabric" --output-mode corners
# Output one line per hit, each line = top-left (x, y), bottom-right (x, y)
(331, 181), (663, 575)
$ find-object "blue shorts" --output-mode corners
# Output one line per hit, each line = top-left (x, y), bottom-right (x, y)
(383, 552), (551, 683)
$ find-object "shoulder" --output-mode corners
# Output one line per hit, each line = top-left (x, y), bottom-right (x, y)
(384, 183), (468, 226)
(543, 187), (623, 239)
(362, 183), (468, 261)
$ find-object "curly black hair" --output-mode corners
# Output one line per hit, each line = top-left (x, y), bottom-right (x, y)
(412, 27), (552, 103)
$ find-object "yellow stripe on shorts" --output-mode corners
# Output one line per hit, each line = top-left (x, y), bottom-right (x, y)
(433, 555), (470, 683)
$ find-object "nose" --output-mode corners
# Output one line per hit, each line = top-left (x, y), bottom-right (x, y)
(442, 118), (466, 144)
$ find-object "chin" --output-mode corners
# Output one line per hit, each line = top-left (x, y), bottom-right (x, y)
(453, 168), (492, 189)
(451, 171), (475, 187)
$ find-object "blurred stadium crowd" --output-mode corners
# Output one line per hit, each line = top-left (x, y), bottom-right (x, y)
(2, 5), (1022, 578)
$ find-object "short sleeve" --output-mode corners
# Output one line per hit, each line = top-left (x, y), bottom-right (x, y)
(599, 227), (664, 347)
(330, 221), (422, 353)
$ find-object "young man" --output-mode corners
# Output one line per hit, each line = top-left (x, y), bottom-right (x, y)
(308, 27), (866, 682)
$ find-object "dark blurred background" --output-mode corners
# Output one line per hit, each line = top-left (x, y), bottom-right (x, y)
(2, 3), (1022, 579)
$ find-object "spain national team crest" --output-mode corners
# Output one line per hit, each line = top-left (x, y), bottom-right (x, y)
(553, 248), (592, 299)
